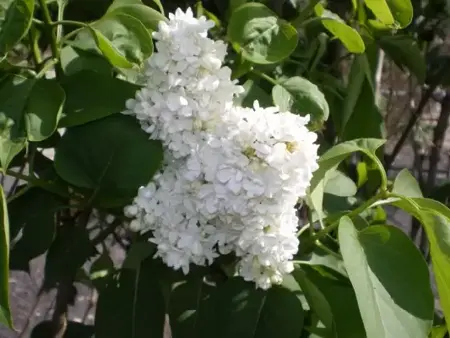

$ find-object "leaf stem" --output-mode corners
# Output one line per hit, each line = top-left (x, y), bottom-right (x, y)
(251, 69), (278, 86)
(36, 58), (59, 78)
(306, 193), (382, 244)
(38, 0), (63, 78)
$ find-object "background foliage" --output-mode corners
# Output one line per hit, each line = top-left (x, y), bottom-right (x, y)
(0, 0), (450, 337)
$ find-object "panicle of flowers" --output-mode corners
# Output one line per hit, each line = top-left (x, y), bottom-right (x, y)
(123, 8), (319, 289)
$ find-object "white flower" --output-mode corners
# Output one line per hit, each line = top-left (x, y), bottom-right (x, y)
(123, 8), (319, 289)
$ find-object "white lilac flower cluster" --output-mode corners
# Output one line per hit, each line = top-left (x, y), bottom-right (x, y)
(123, 8), (319, 289)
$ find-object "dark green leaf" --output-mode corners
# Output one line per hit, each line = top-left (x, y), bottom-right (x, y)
(227, 3), (298, 64)
(391, 198), (450, 333)
(234, 79), (272, 108)
(338, 217), (434, 338)
(315, 4), (365, 54)
(378, 35), (425, 83)
(197, 277), (304, 338)
(301, 265), (365, 338)
(25, 79), (65, 142)
(364, 0), (395, 25)
(169, 271), (215, 338)
(0, 0), (34, 55)
(392, 168), (422, 198)
(0, 185), (12, 328)
(54, 114), (163, 207)
(31, 321), (94, 338)
(292, 268), (335, 336)
(43, 226), (95, 288)
(95, 260), (166, 338)
(272, 76), (329, 122)
(9, 188), (62, 271)
(90, 251), (114, 290)
(122, 241), (155, 270)
(59, 70), (140, 127)
(60, 46), (113, 76)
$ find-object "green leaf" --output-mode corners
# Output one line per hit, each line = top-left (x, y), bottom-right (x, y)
(0, 185), (12, 328)
(272, 76), (329, 122)
(0, 0), (34, 55)
(338, 217), (434, 338)
(386, 0), (413, 27)
(391, 198), (450, 333)
(430, 325), (448, 338)
(364, 0), (395, 25)
(43, 226), (95, 289)
(0, 74), (33, 170)
(95, 260), (166, 338)
(168, 271), (214, 338)
(54, 114), (163, 207)
(234, 79), (272, 108)
(9, 188), (62, 271)
(31, 321), (94, 338)
(292, 268), (335, 336)
(310, 138), (385, 194)
(392, 169), (423, 198)
(324, 170), (357, 197)
(59, 70), (140, 127)
(198, 277), (304, 338)
(74, 12), (153, 68)
(25, 79), (65, 142)
(61, 46), (113, 76)
(378, 35), (425, 83)
(300, 265), (366, 338)
(108, 4), (166, 31)
(341, 54), (370, 132)
(315, 4), (365, 54)
(227, 3), (298, 64)
(122, 241), (155, 270)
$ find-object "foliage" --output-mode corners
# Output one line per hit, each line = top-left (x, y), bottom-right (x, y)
(0, 0), (448, 337)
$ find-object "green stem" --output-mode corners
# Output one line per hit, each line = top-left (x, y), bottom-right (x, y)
(51, 20), (89, 28)
(251, 69), (278, 86)
(315, 241), (342, 259)
(36, 58), (59, 78)
(5, 169), (70, 199)
(29, 26), (42, 68)
(306, 193), (382, 244)
(38, 0), (63, 78)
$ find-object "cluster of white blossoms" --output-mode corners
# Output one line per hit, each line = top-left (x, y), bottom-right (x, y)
(123, 8), (319, 289)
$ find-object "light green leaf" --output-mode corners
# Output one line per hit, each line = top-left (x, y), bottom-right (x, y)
(0, 74), (33, 170)
(338, 217), (434, 338)
(430, 325), (447, 338)
(387, 0), (413, 27)
(378, 35), (425, 83)
(0, 0), (34, 55)
(272, 76), (329, 122)
(315, 4), (365, 53)
(364, 0), (395, 25)
(74, 13), (153, 68)
(392, 169), (423, 198)
(95, 260), (166, 338)
(25, 79), (65, 142)
(54, 114), (163, 207)
(227, 3), (298, 64)
(0, 185), (12, 328)
(107, 4), (166, 31)
(324, 170), (357, 197)
(59, 70), (140, 127)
